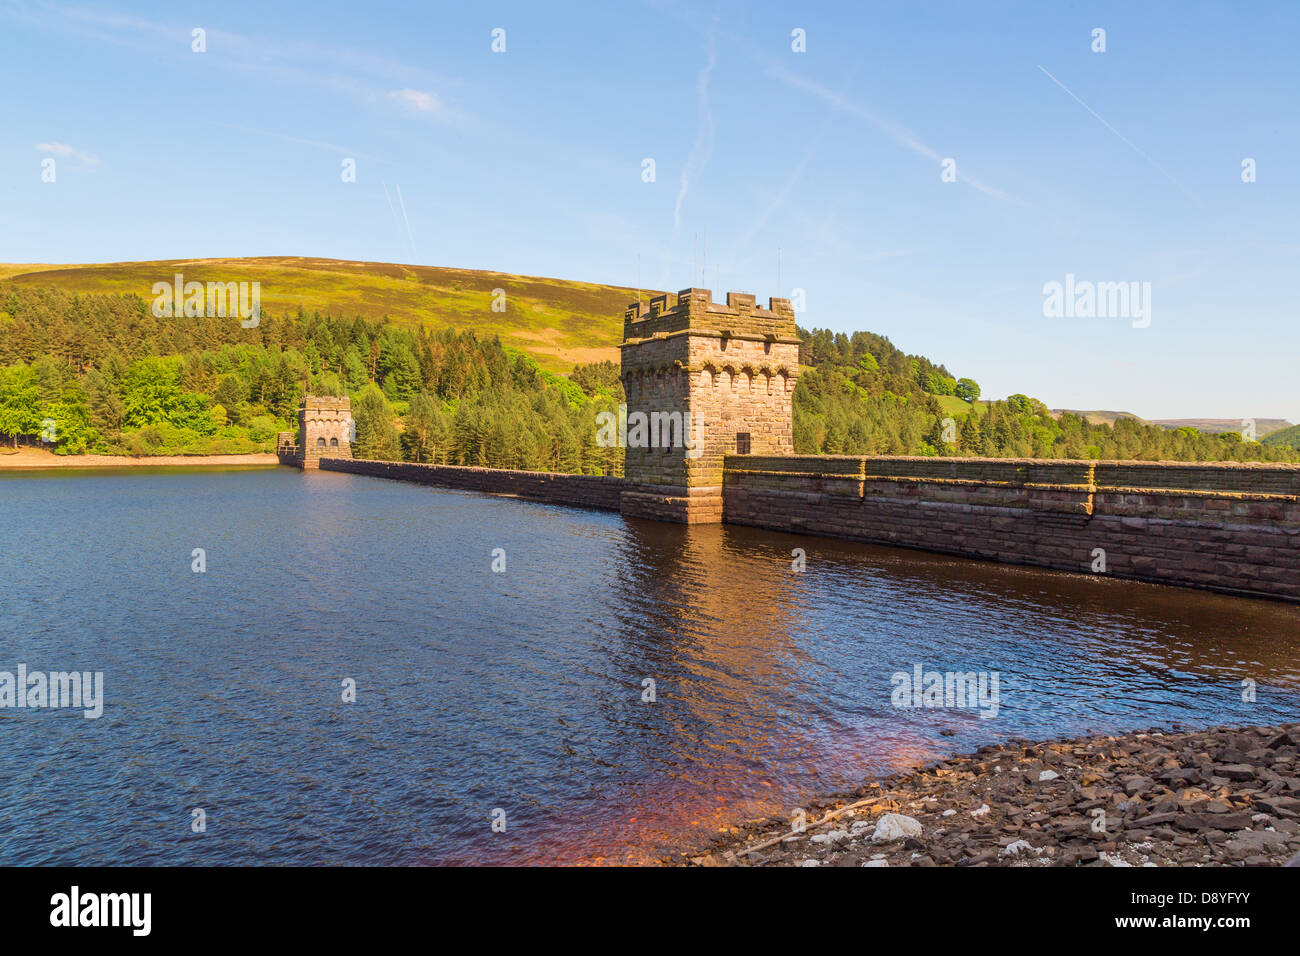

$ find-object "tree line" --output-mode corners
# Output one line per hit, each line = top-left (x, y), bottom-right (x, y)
(793, 326), (1298, 462)
(0, 284), (624, 472)
(0, 283), (1293, 466)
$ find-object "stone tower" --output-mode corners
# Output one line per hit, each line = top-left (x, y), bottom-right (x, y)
(619, 288), (801, 523)
(296, 395), (353, 468)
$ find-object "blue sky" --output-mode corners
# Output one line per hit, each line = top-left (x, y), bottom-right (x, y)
(2, 1), (1297, 422)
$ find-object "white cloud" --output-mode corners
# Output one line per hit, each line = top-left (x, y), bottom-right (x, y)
(35, 142), (99, 166)
(3, 5), (460, 119)
(388, 88), (443, 114)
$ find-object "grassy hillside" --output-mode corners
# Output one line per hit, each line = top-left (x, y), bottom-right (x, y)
(932, 394), (990, 418)
(1150, 418), (1292, 438)
(1050, 410), (1292, 438)
(1263, 424), (1300, 450)
(1050, 409), (1151, 427)
(3, 275), (1297, 465)
(0, 257), (646, 373)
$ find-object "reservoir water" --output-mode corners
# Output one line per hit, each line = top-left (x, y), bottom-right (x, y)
(1, 466), (1297, 864)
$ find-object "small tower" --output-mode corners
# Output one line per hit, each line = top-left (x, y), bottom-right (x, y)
(296, 395), (352, 469)
(619, 289), (801, 522)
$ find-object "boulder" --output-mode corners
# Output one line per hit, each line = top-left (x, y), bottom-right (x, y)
(872, 813), (923, 842)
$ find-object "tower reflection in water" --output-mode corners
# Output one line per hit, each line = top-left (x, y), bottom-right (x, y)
(505, 514), (1300, 865)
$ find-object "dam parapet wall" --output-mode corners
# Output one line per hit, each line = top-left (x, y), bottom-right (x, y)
(723, 456), (1300, 602)
(320, 458), (628, 511)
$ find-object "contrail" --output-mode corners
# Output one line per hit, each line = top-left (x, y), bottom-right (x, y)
(394, 183), (417, 260)
(763, 60), (1019, 203)
(381, 178), (401, 233)
(674, 31), (717, 234)
(1036, 64), (1199, 205)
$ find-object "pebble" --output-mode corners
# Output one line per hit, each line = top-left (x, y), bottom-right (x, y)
(681, 722), (1300, 869)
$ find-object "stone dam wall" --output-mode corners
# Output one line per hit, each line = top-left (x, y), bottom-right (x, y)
(724, 456), (1300, 603)
(319, 459), (728, 522)
(315, 455), (1300, 603)
(319, 458), (628, 511)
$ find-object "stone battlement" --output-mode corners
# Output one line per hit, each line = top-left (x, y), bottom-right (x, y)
(302, 396), (351, 412)
(623, 288), (799, 344)
(620, 288), (801, 518)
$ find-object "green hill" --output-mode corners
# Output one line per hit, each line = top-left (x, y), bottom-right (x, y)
(1151, 418), (1292, 438)
(3, 260), (1297, 467)
(1050, 409), (1151, 427)
(1263, 424), (1300, 450)
(1052, 410), (1293, 439)
(0, 257), (644, 373)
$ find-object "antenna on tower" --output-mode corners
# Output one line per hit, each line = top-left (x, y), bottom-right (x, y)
(636, 254), (641, 314)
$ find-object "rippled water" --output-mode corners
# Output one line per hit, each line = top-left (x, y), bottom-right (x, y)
(1, 466), (1297, 865)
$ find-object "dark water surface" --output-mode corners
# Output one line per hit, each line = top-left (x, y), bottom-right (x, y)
(1, 466), (1297, 865)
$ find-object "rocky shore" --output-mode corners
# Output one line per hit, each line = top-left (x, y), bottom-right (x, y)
(678, 724), (1300, 867)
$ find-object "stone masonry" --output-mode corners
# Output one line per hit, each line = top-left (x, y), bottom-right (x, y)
(278, 395), (353, 469)
(320, 451), (1300, 602)
(722, 456), (1300, 603)
(298, 291), (1300, 602)
(619, 288), (801, 522)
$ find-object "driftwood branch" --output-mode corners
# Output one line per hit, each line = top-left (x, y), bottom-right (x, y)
(737, 795), (888, 857)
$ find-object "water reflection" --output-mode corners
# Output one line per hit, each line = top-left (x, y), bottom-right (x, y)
(475, 515), (1300, 864)
(0, 468), (1295, 866)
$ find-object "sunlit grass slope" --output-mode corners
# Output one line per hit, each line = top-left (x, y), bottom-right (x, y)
(0, 256), (655, 373)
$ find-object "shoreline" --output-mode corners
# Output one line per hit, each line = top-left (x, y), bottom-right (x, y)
(674, 723), (1300, 867)
(0, 449), (279, 469)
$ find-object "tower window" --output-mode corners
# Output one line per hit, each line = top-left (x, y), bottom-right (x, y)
(316, 437), (326, 448)
(736, 433), (751, 455)
(330, 438), (339, 447)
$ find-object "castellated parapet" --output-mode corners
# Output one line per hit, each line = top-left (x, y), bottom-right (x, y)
(280, 395), (353, 469)
(620, 289), (801, 522)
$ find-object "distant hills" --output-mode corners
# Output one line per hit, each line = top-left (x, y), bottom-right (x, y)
(1263, 424), (1300, 450)
(1052, 409), (1293, 440)
(0, 257), (644, 374)
(1151, 418), (1292, 437)
(1049, 409), (1149, 427)
(2, 258), (1290, 442)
